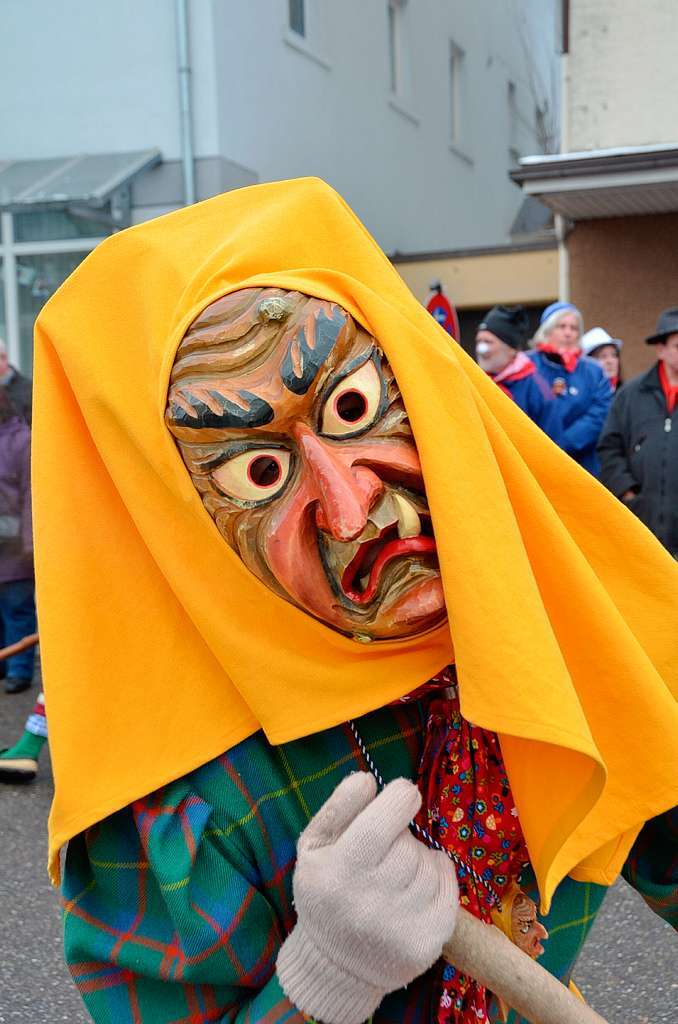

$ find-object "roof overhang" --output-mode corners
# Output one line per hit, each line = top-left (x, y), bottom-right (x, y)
(510, 143), (678, 219)
(0, 149), (161, 219)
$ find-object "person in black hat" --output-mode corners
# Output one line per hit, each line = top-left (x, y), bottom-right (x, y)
(597, 307), (678, 557)
(475, 305), (562, 444)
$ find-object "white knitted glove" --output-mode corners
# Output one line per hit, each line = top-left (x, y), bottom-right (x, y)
(276, 772), (459, 1024)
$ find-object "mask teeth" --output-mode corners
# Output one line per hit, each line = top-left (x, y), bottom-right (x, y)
(366, 490), (399, 532)
(393, 493), (421, 539)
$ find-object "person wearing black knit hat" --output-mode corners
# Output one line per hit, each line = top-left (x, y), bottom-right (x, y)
(476, 305), (562, 444)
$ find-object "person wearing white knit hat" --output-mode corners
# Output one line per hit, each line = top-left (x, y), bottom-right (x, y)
(581, 328), (623, 391)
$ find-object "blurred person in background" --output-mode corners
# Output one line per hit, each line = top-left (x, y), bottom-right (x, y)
(0, 337), (32, 673)
(530, 301), (612, 475)
(581, 327), (623, 391)
(0, 388), (36, 692)
(0, 691), (46, 782)
(0, 336), (32, 426)
(475, 304), (562, 443)
(598, 307), (678, 558)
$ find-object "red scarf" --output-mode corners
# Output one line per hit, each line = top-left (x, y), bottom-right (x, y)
(658, 361), (678, 415)
(398, 667), (530, 1023)
(536, 342), (582, 374)
(486, 351), (535, 399)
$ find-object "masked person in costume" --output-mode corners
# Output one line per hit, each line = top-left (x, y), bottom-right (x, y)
(34, 180), (678, 1024)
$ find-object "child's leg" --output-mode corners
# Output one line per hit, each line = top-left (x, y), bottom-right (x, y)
(0, 692), (47, 782)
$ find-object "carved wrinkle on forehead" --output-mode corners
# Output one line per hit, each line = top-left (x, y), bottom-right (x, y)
(171, 289), (291, 382)
(166, 288), (351, 438)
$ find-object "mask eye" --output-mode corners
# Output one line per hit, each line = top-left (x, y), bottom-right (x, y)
(212, 448), (291, 503)
(321, 359), (383, 437)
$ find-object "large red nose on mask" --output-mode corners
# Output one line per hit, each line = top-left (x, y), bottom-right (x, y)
(293, 424), (383, 542)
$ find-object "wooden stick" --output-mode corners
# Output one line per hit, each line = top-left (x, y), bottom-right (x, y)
(0, 632), (38, 663)
(443, 907), (609, 1024)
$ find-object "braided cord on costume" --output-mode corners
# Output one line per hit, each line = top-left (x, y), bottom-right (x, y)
(348, 719), (502, 910)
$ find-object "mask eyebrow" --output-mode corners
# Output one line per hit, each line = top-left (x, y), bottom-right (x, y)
(168, 389), (274, 430)
(318, 346), (378, 401)
(281, 307), (345, 395)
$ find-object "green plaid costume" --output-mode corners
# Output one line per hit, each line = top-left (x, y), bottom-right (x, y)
(622, 807), (678, 930)
(63, 700), (609, 1023)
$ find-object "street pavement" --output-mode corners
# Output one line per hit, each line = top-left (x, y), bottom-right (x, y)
(1, 681), (676, 1023)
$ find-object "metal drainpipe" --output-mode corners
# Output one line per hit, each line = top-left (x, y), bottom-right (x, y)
(557, 39), (570, 300)
(175, 0), (196, 206)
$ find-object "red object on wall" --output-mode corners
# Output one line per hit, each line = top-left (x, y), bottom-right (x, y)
(426, 288), (460, 341)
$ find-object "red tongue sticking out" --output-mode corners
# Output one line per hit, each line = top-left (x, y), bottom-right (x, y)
(341, 535), (437, 605)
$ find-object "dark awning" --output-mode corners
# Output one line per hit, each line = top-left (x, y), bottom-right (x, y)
(510, 143), (678, 220)
(0, 149), (161, 213)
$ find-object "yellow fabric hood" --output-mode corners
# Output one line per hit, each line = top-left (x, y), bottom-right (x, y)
(33, 178), (678, 903)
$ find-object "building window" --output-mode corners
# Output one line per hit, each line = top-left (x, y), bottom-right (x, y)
(14, 209), (112, 243)
(508, 80), (520, 165)
(387, 0), (414, 108)
(387, 0), (402, 94)
(17, 252), (90, 373)
(288, 0), (305, 37)
(449, 42), (464, 144)
(0, 210), (108, 375)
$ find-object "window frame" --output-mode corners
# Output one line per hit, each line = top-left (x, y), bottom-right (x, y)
(288, 0), (305, 38)
(449, 40), (465, 146)
(0, 210), (104, 373)
(508, 79), (521, 165)
(387, 0), (401, 95)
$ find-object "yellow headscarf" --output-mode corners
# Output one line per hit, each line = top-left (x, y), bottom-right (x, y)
(34, 178), (678, 905)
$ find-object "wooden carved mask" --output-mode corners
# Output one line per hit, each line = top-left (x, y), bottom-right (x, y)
(166, 288), (446, 641)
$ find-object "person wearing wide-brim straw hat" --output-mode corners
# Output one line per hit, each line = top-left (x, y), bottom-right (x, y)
(581, 327), (624, 391)
(598, 306), (678, 557)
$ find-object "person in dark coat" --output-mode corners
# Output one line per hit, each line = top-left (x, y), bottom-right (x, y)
(475, 304), (562, 444)
(0, 388), (36, 691)
(0, 337), (32, 426)
(598, 307), (678, 557)
(529, 302), (612, 476)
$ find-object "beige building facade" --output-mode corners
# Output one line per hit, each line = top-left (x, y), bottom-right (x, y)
(394, 242), (558, 353)
(566, 0), (677, 152)
(512, 0), (678, 379)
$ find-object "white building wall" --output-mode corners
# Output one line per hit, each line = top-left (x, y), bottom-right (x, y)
(212, 0), (558, 253)
(567, 0), (678, 151)
(1, 0), (558, 253)
(0, 0), (219, 161)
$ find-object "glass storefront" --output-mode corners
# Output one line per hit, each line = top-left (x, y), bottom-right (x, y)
(0, 149), (158, 378)
(0, 258), (6, 343)
(0, 212), (109, 377)
(14, 209), (112, 243)
(17, 251), (91, 374)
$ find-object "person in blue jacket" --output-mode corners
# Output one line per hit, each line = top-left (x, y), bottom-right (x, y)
(475, 304), (562, 444)
(529, 301), (612, 475)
